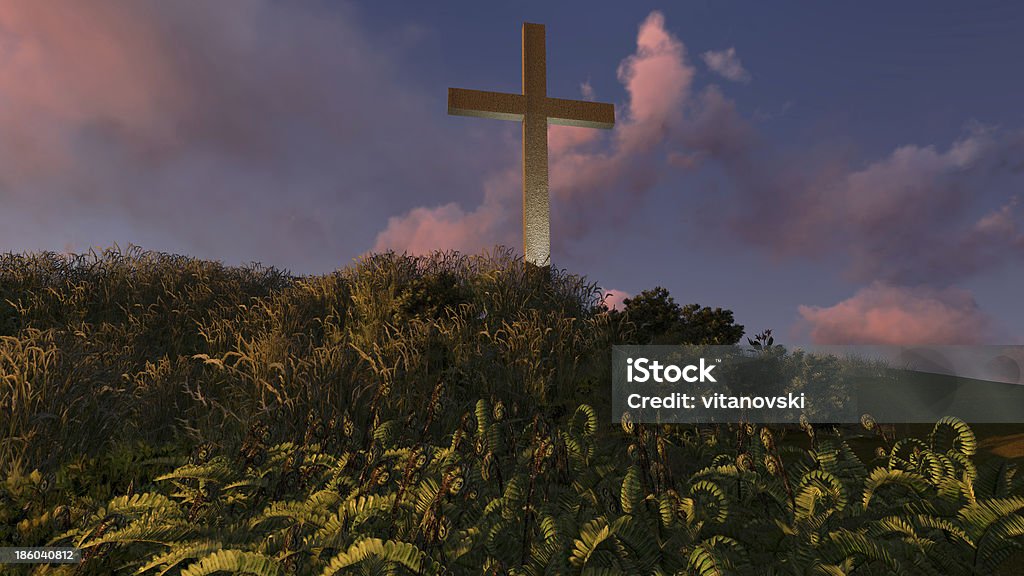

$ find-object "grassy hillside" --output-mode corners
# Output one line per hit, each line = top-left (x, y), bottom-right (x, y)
(2, 246), (1023, 574)
(1, 246), (610, 476)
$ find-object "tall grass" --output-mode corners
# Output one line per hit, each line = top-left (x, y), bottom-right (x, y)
(1, 245), (612, 476)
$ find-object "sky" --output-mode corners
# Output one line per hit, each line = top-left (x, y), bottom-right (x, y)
(1, 1), (1022, 345)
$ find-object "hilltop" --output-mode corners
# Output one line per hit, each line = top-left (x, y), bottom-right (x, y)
(1, 246), (625, 472)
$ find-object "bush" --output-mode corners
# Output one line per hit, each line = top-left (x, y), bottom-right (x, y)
(614, 286), (745, 345)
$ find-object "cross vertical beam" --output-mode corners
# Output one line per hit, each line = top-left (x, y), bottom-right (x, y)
(447, 23), (615, 267)
(522, 23), (549, 266)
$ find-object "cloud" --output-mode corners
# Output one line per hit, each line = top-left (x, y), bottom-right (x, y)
(601, 289), (631, 311)
(797, 282), (998, 345)
(614, 11), (693, 147)
(685, 111), (1023, 342)
(677, 84), (754, 162)
(0, 1), (497, 274)
(832, 129), (1024, 283)
(681, 93), (1024, 285)
(375, 10), (697, 256)
(701, 47), (751, 83)
(372, 168), (518, 256)
(974, 196), (1020, 236)
(580, 81), (596, 101)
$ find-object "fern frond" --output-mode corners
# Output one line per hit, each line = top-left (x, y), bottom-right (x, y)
(862, 468), (930, 510)
(179, 549), (280, 576)
(319, 537), (438, 575)
(135, 539), (223, 575)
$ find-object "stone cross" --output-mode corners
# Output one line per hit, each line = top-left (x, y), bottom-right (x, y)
(448, 23), (615, 267)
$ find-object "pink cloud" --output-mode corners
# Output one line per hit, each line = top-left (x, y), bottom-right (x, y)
(601, 289), (631, 311)
(701, 47), (751, 83)
(797, 283), (997, 345)
(0, 5), (176, 118)
(374, 10), (697, 257)
(0, 4), (181, 185)
(372, 168), (518, 255)
(0, 1), (489, 274)
(373, 203), (478, 255)
(549, 125), (602, 156)
(613, 11), (692, 154)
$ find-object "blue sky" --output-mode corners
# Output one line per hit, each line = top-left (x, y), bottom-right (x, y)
(1, 1), (1022, 344)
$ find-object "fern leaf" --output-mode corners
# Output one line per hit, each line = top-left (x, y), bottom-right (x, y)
(862, 468), (930, 510)
(179, 549), (280, 576)
(135, 539), (223, 575)
(319, 537), (438, 575)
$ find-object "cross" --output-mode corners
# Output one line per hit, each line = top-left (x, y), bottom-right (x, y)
(448, 23), (615, 267)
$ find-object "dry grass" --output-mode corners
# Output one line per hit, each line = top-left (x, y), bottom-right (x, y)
(1, 245), (609, 476)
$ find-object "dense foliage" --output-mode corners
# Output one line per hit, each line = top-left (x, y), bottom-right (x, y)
(2, 246), (1023, 574)
(609, 287), (744, 346)
(1, 246), (610, 475)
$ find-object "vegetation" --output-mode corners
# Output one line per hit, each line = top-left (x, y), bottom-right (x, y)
(607, 287), (744, 346)
(1, 246), (1023, 574)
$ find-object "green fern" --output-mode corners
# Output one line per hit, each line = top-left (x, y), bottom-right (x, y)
(319, 538), (438, 575)
(179, 549), (281, 576)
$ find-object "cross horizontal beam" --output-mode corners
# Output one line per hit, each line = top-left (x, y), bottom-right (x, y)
(447, 89), (614, 129)
(448, 88), (525, 122)
(545, 98), (614, 129)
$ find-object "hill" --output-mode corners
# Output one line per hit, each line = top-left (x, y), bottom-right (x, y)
(1, 246), (617, 474)
(1, 246), (1023, 574)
